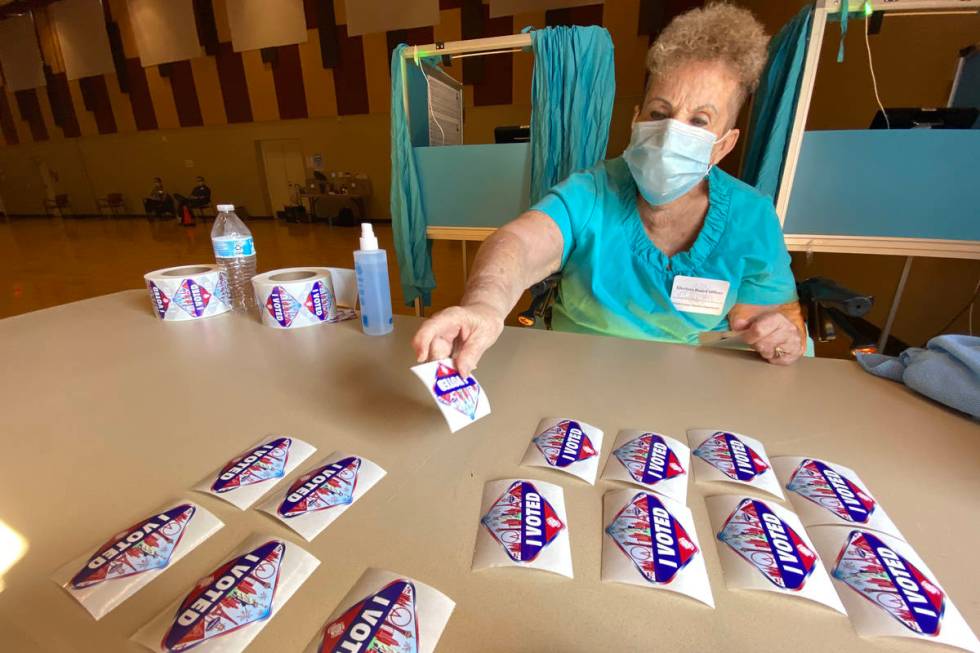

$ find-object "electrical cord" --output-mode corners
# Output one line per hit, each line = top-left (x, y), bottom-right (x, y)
(925, 280), (980, 344)
(864, 9), (890, 129)
(971, 277), (980, 336)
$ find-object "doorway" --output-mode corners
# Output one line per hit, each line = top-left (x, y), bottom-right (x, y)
(258, 139), (306, 217)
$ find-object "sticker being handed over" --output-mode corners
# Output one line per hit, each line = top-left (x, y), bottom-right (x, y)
(411, 359), (491, 433)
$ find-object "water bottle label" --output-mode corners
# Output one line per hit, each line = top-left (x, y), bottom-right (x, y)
(213, 236), (255, 258)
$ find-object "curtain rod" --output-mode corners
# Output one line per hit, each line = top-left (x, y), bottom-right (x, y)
(400, 33), (532, 60)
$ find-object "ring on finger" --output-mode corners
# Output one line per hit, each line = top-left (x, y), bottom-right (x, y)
(774, 346), (788, 359)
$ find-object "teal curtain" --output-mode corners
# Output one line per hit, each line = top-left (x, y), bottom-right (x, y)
(742, 4), (813, 199)
(390, 44), (435, 307)
(529, 25), (616, 204)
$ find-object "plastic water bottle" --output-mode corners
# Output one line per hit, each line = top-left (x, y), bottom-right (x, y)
(211, 204), (257, 312)
(354, 223), (393, 335)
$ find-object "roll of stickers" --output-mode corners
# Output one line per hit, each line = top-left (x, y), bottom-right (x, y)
(144, 264), (231, 321)
(252, 267), (343, 329)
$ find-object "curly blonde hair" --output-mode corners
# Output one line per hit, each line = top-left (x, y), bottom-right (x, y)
(646, 2), (769, 106)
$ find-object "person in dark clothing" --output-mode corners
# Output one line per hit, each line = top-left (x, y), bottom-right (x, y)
(174, 177), (212, 215)
(143, 177), (175, 218)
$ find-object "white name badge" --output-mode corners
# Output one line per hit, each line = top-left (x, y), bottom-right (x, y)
(670, 275), (730, 315)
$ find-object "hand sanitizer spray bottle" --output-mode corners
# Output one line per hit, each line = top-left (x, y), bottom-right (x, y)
(354, 223), (394, 335)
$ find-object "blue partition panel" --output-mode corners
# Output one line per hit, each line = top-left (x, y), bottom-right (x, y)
(784, 130), (980, 240)
(416, 143), (531, 228)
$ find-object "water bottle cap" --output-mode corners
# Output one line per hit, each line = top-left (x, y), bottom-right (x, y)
(216, 204), (235, 212)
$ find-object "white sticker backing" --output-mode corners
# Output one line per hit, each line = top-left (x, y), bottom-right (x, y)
(521, 417), (604, 485)
(808, 527), (979, 653)
(52, 501), (223, 620)
(601, 489), (713, 607)
(304, 568), (456, 653)
(258, 452), (386, 541)
(771, 456), (903, 539)
(688, 428), (784, 500)
(600, 429), (690, 503)
(194, 435), (316, 510)
(132, 534), (320, 653)
(705, 495), (846, 614)
(472, 478), (573, 579)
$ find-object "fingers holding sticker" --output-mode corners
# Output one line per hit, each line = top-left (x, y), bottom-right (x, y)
(411, 358), (491, 433)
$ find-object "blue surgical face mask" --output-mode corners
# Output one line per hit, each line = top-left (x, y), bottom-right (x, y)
(624, 119), (724, 206)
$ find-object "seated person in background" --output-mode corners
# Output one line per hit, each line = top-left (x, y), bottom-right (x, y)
(143, 177), (174, 217)
(174, 176), (212, 215)
(413, 3), (805, 376)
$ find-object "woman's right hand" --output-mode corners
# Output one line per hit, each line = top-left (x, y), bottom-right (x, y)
(411, 302), (505, 378)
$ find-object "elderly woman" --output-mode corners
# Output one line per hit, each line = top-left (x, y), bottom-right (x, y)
(414, 3), (805, 376)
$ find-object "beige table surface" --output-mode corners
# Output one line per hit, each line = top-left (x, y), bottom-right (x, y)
(0, 290), (977, 653)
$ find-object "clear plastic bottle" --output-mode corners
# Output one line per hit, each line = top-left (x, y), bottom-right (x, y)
(354, 223), (393, 335)
(211, 204), (257, 312)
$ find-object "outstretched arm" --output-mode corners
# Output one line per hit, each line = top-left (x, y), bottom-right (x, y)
(412, 210), (564, 377)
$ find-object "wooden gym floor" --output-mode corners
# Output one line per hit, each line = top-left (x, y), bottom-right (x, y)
(0, 216), (492, 321)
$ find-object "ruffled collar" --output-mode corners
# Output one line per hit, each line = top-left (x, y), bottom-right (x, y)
(616, 161), (732, 274)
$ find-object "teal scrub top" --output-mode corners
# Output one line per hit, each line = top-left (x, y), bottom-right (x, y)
(531, 157), (797, 344)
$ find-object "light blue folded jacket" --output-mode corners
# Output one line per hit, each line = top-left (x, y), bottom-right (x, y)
(857, 334), (980, 418)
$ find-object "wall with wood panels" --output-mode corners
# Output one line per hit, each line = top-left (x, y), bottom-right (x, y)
(0, 0), (658, 218)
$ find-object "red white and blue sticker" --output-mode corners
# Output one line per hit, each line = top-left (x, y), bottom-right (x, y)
(689, 429), (783, 499)
(614, 432), (685, 485)
(56, 502), (224, 621)
(304, 280), (334, 322)
(278, 456), (361, 518)
(833, 530), (944, 635)
(533, 420), (597, 468)
(198, 436), (316, 510)
(694, 432), (768, 482)
(606, 492), (698, 585)
(306, 569), (455, 653)
(411, 359), (491, 433)
(148, 281), (171, 319)
(480, 480), (565, 565)
(787, 459), (876, 523)
(162, 539), (283, 651)
(265, 286), (303, 328)
(211, 437), (292, 494)
(144, 267), (231, 321)
(71, 505), (195, 590)
(601, 489), (713, 606)
(319, 579), (418, 653)
(132, 536), (320, 652)
(707, 495), (845, 613)
(432, 363), (480, 419)
(523, 417), (604, 484)
(259, 452), (386, 542)
(172, 278), (212, 318)
(717, 498), (817, 591)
